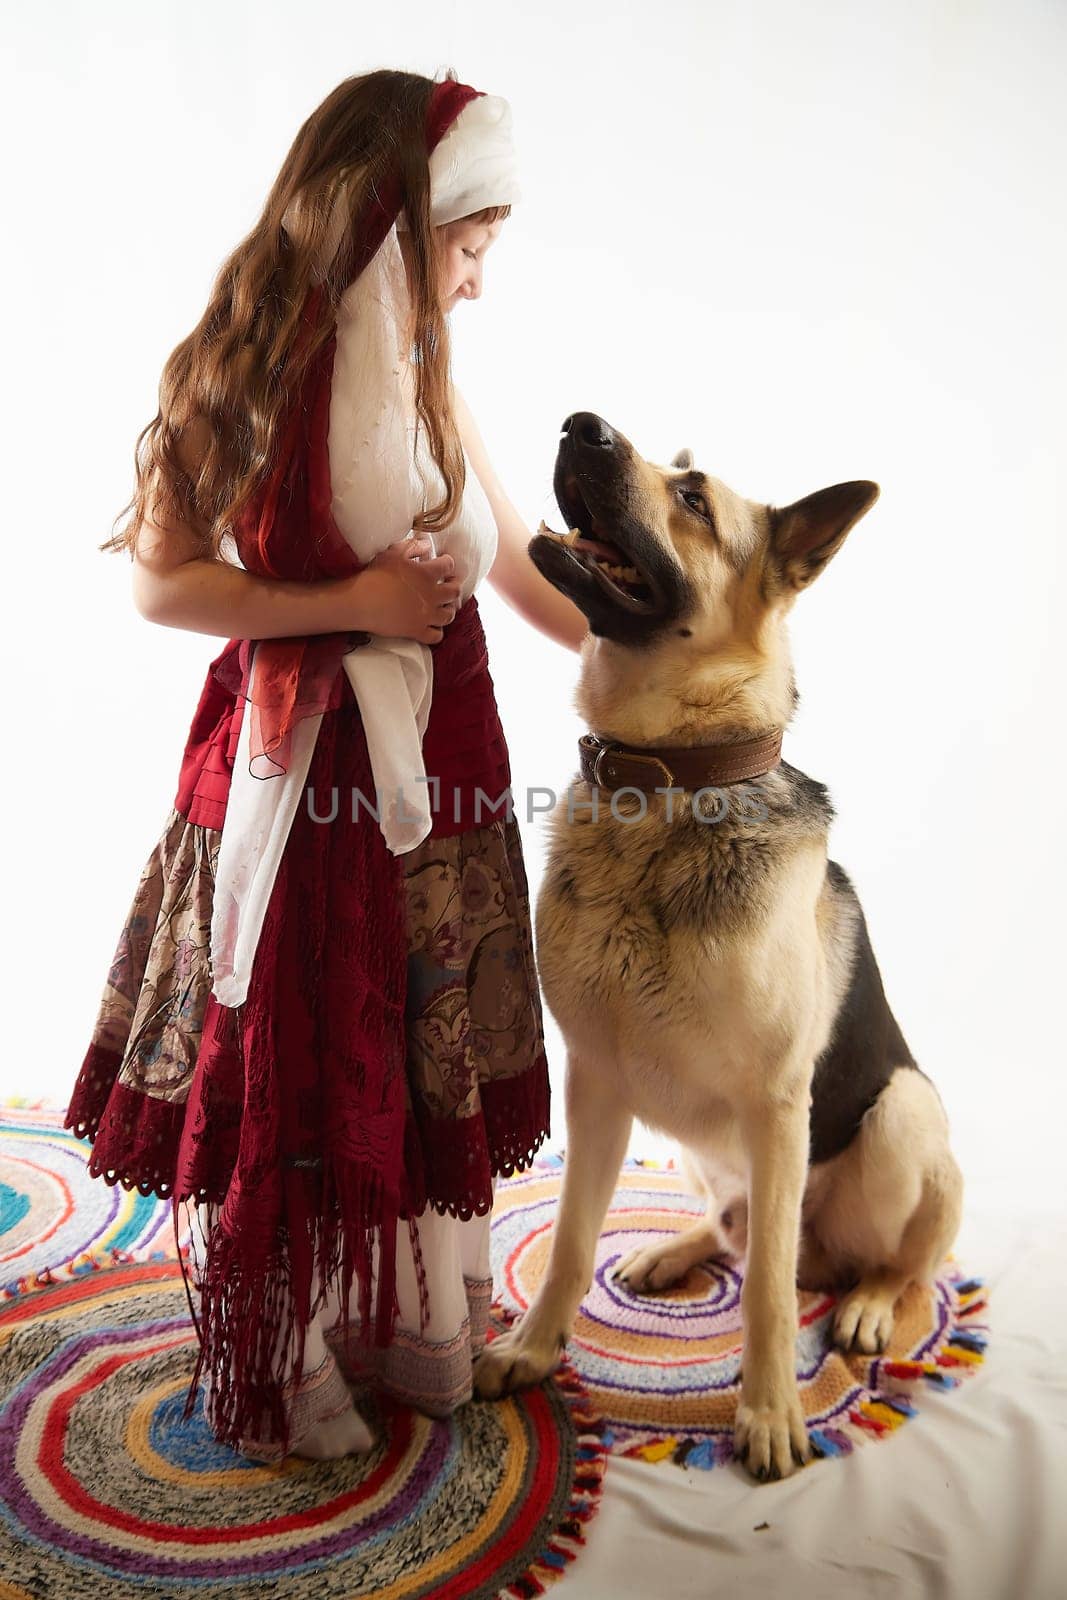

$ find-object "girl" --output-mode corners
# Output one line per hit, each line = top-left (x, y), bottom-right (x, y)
(65, 68), (587, 1463)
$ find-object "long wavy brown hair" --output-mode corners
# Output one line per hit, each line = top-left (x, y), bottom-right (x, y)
(102, 68), (510, 561)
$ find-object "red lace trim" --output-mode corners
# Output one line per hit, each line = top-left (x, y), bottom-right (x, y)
(482, 1054), (553, 1178)
(64, 1045), (189, 1201)
(65, 1042), (553, 1217)
(419, 1054), (553, 1220)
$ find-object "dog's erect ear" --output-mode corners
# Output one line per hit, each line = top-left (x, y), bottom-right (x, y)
(671, 448), (694, 470)
(768, 481), (880, 592)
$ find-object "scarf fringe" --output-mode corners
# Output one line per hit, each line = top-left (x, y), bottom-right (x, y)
(180, 1151), (406, 1457)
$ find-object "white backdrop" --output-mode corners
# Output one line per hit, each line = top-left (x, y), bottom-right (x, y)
(4, 0), (1064, 1213)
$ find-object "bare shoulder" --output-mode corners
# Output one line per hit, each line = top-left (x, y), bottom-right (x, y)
(451, 381), (474, 443)
(136, 415), (216, 570)
(452, 383), (503, 503)
(452, 383), (478, 458)
(172, 413), (215, 483)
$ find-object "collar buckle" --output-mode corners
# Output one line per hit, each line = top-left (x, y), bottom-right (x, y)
(590, 736), (676, 790)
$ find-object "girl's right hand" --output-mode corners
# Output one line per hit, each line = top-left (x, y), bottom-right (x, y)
(349, 534), (462, 644)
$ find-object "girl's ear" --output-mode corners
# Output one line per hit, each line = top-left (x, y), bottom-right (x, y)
(767, 480), (880, 591)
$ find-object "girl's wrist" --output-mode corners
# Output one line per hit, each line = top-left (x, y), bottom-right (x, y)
(322, 568), (382, 636)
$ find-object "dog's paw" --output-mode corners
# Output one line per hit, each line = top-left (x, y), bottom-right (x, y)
(832, 1287), (896, 1355)
(613, 1230), (730, 1294)
(613, 1240), (699, 1293)
(734, 1391), (812, 1482)
(472, 1317), (565, 1399)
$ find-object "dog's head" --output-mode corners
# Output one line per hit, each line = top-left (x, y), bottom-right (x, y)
(530, 412), (880, 739)
(531, 411), (880, 645)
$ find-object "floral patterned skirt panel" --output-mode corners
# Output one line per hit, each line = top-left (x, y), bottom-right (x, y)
(66, 804), (551, 1213)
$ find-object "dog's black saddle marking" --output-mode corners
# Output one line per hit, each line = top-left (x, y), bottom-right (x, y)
(809, 858), (919, 1165)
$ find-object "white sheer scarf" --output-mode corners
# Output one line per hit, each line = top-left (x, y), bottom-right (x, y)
(208, 222), (499, 1007)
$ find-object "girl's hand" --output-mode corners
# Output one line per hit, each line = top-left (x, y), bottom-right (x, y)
(347, 534), (462, 644)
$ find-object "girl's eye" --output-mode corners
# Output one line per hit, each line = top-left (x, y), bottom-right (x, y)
(681, 489), (709, 518)
(463, 248), (478, 260)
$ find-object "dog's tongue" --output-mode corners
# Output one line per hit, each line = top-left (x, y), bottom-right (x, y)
(574, 533), (626, 563)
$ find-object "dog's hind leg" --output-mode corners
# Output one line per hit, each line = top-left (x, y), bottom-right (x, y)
(810, 1067), (964, 1354)
(832, 1155), (962, 1353)
(473, 1047), (633, 1399)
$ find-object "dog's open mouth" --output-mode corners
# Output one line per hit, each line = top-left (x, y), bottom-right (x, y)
(537, 480), (660, 613)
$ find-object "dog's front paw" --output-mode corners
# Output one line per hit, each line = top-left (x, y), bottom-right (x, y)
(472, 1315), (566, 1400)
(613, 1240), (700, 1293)
(734, 1389), (812, 1482)
(613, 1225), (734, 1294)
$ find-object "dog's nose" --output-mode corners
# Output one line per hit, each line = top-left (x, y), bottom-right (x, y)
(560, 412), (617, 451)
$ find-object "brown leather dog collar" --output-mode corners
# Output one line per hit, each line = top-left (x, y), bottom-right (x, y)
(578, 729), (784, 793)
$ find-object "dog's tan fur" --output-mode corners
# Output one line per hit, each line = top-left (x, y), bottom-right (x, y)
(472, 420), (963, 1481)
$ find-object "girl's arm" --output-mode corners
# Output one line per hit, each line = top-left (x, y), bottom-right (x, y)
(453, 385), (588, 655)
(134, 527), (386, 639)
(131, 418), (455, 642)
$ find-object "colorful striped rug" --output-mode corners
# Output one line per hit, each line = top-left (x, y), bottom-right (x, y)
(0, 1103), (191, 1294)
(490, 1157), (988, 1469)
(0, 1259), (607, 1599)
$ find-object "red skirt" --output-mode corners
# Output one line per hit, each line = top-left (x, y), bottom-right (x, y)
(66, 595), (549, 1221)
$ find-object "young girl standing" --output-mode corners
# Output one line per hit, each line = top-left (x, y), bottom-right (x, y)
(65, 68), (587, 1463)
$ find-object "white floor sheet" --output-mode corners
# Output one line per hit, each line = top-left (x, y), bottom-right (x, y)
(561, 1198), (1067, 1599)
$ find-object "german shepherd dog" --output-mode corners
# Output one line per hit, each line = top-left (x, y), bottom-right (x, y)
(472, 412), (963, 1481)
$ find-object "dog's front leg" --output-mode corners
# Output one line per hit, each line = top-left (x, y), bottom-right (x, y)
(734, 1089), (813, 1481)
(473, 1048), (633, 1399)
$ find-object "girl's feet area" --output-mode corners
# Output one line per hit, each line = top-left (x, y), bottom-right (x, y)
(292, 1399), (375, 1460)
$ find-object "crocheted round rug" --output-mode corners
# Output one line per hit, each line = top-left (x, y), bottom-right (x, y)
(490, 1157), (988, 1469)
(0, 1104), (191, 1292)
(0, 1260), (606, 1599)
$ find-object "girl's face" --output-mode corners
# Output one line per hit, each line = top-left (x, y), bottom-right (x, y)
(436, 216), (504, 310)
(397, 215), (504, 313)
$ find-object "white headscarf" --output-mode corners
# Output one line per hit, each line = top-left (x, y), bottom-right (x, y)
(208, 91), (521, 1007)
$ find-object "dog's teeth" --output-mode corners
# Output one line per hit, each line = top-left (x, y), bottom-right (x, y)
(537, 518), (579, 545)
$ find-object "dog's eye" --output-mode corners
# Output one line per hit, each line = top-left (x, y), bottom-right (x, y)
(680, 490), (709, 519)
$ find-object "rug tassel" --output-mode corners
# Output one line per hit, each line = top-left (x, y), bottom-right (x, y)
(491, 1300), (610, 1600)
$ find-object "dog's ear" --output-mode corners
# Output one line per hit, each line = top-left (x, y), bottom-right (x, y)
(768, 481), (880, 591)
(671, 447), (694, 470)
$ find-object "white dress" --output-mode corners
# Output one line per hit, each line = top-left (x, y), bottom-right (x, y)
(193, 1191), (496, 1462)
(197, 231), (504, 1462)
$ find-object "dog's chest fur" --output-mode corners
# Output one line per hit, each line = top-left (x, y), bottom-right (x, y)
(535, 762), (840, 1130)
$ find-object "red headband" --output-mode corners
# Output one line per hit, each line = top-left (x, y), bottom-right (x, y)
(347, 78), (485, 284)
